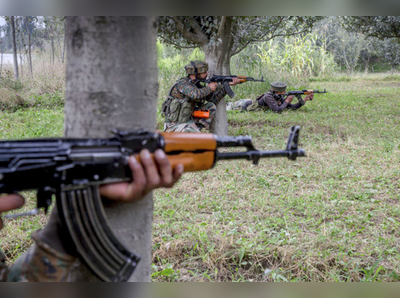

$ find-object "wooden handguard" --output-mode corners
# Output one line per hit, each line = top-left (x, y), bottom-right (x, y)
(166, 152), (215, 172)
(161, 132), (217, 152)
(236, 75), (247, 83)
(162, 132), (216, 171)
(135, 133), (217, 172)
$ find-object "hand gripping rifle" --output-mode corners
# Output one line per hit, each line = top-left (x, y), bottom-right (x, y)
(206, 75), (265, 98)
(0, 126), (305, 282)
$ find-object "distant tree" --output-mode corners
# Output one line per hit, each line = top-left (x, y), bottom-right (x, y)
(10, 16), (19, 80)
(159, 16), (322, 76)
(382, 39), (400, 72)
(315, 17), (383, 74)
(341, 16), (400, 40)
(21, 16), (35, 76)
(1, 20), (13, 51)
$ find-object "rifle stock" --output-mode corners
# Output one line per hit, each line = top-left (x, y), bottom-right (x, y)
(0, 126), (305, 281)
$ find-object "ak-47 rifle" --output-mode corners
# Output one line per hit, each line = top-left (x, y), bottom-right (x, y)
(285, 89), (328, 102)
(206, 75), (265, 98)
(0, 126), (305, 282)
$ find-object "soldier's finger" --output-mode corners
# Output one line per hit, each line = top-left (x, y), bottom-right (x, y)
(154, 149), (173, 186)
(100, 156), (147, 202)
(0, 194), (25, 213)
(140, 149), (161, 191)
(0, 194), (25, 230)
(124, 155), (148, 201)
(172, 164), (184, 186)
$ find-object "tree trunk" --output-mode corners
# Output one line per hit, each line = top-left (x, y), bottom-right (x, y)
(0, 51), (3, 82)
(64, 16), (158, 282)
(204, 46), (228, 136)
(26, 21), (33, 76)
(10, 16), (19, 80)
(203, 17), (235, 136)
(19, 51), (23, 78)
(51, 34), (55, 64)
(62, 20), (66, 64)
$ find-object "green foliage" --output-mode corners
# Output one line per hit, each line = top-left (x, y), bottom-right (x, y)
(0, 69), (23, 91)
(152, 72), (400, 281)
(253, 33), (338, 79)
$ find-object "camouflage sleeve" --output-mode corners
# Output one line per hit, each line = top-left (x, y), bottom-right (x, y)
(261, 93), (288, 112)
(0, 249), (8, 281)
(203, 85), (227, 104)
(2, 230), (81, 282)
(176, 80), (213, 102)
(287, 95), (305, 110)
(287, 101), (303, 110)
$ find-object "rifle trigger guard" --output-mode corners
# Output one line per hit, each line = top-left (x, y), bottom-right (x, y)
(249, 151), (260, 165)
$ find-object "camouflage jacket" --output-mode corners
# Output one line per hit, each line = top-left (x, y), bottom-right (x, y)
(170, 76), (227, 104)
(0, 230), (91, 282)
(257, 91), (304, 112)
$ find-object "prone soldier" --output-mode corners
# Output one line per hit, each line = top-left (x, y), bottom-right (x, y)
(226, 81), (313, 113)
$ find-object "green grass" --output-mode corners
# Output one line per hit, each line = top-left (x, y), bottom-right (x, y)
(1, 72), (400, 282)
(151, 73), (400, 281)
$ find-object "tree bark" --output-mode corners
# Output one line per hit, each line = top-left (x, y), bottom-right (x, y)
(10, 16), (19, 80)
(62, 19), (66, 64)
(203, 46), (228, 136)
(51, 33), (55, 64)
(64, 16), (158, 282)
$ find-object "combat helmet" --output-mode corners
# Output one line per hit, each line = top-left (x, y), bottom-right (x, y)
(185, 60), (209, 75)
(271, 81), (287, 92)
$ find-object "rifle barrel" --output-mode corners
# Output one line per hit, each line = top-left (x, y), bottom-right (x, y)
(216, 148), (306, 162)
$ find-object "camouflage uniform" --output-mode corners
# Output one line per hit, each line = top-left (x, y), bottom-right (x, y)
(162, 61), (227, 133)
(226, 99), (253, 111)
(0, 230), (79, 282)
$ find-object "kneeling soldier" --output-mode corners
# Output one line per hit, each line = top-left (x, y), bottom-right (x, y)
(162, 60), (240, 132)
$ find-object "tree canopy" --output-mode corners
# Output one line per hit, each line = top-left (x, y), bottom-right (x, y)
(341, 16), (400, 40)
(158, 16), (322, 75)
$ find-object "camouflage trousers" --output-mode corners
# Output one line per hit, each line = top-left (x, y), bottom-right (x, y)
(226, 99), (265, 112)
(164, 101), (216, 133)
(226, 99), (253, 111)
(0, 230), (81, 282)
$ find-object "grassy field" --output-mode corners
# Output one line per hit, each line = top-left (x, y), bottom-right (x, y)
(0, 73), (399, 282)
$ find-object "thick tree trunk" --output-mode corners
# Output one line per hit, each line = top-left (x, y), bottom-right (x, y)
(10, 16), (19, 80)
(204, 46), (228, 136)
(204, 16), (235, 136)
(64, 16), (158, 282)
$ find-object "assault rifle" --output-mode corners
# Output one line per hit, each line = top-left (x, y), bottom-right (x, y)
(285, 89), (328, 101)
(0, 126), (305, 282)
(206, 75), (265, 98)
